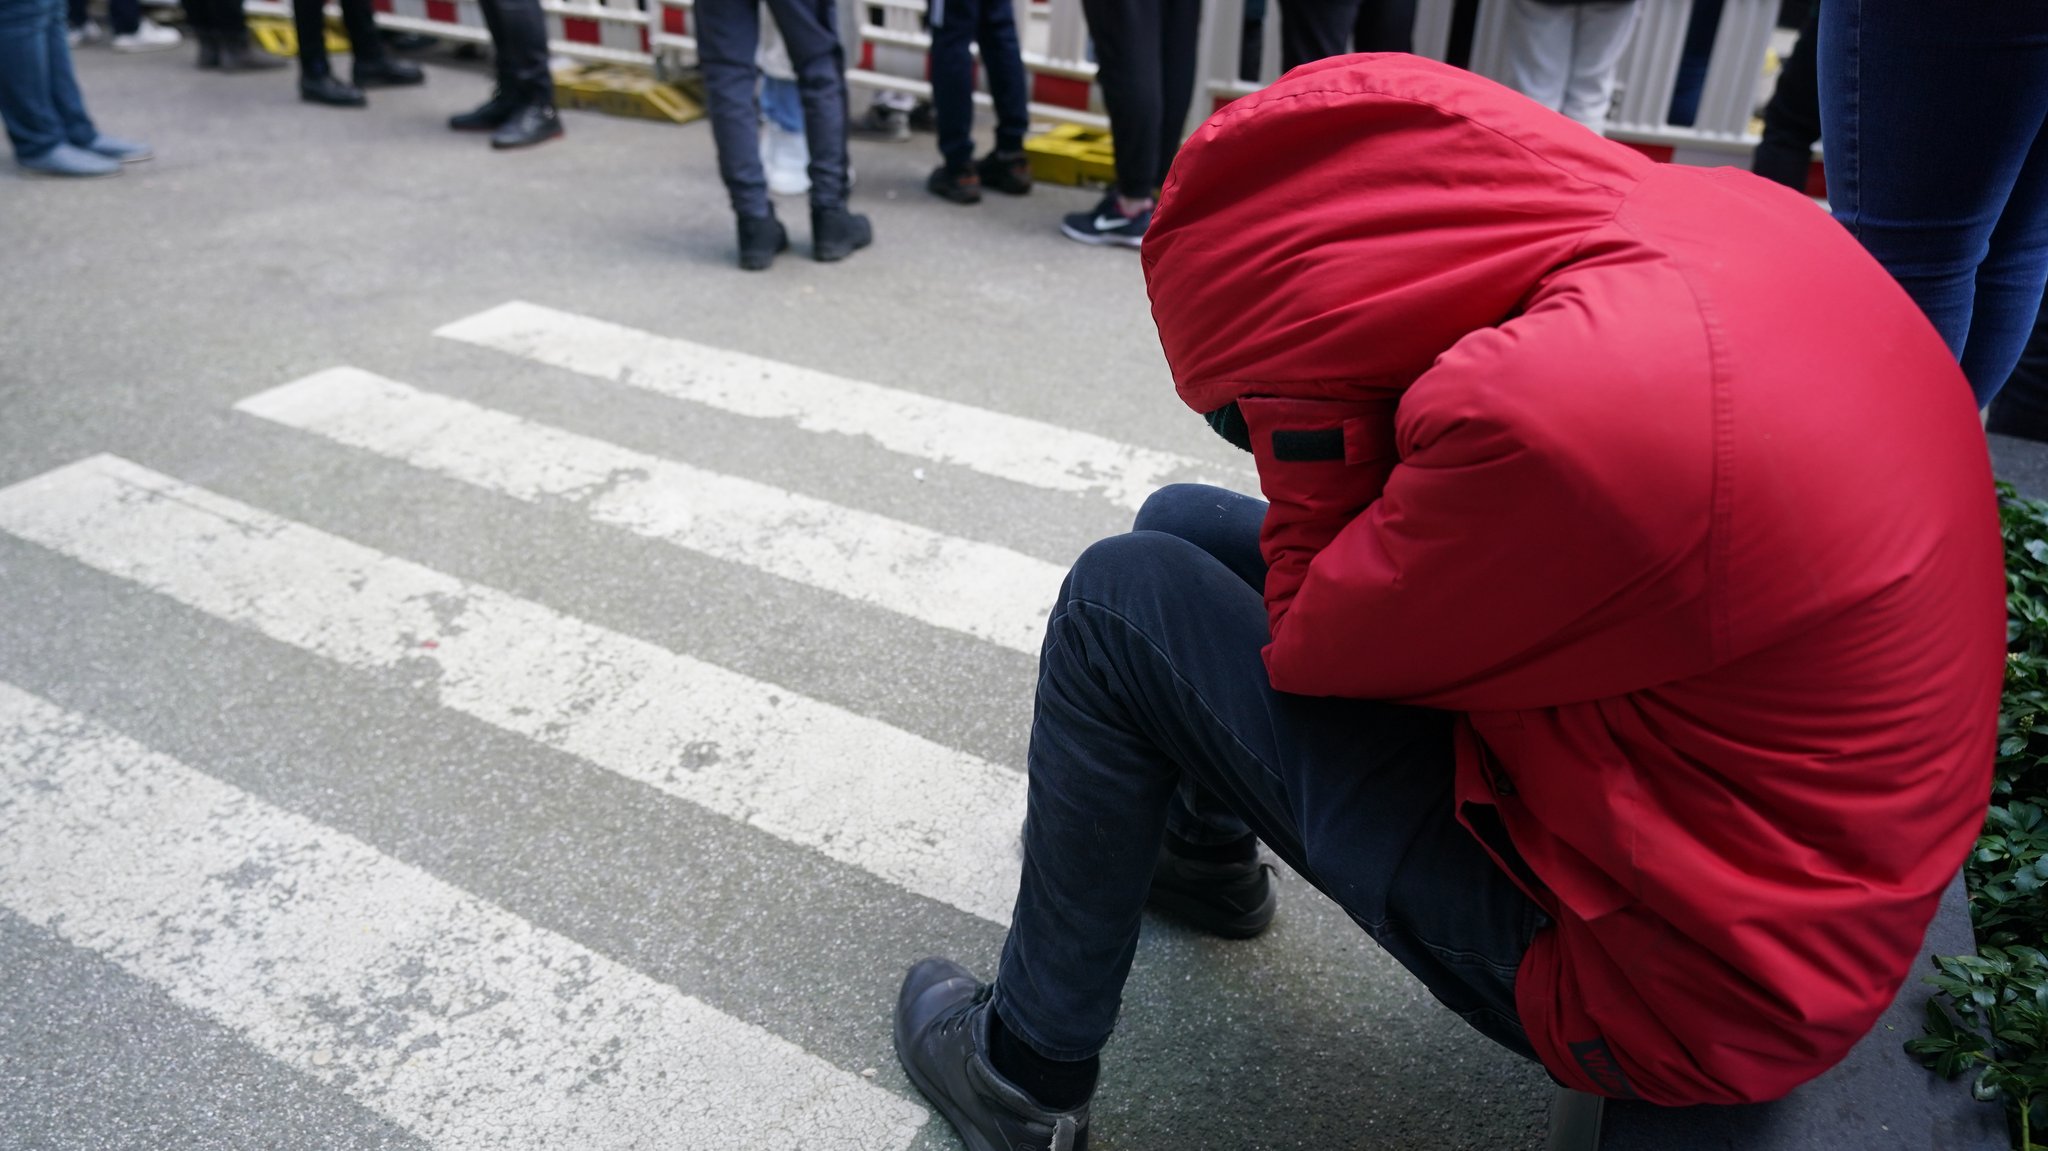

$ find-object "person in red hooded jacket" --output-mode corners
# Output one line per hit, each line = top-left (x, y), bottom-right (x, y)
(891, 54), (2004, 1147)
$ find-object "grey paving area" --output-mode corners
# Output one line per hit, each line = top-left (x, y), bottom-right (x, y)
(0, 43), (1552, 1151)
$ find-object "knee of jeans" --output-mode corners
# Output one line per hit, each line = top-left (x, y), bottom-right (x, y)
(1132, 483), (1225, 536)
(1061, 531), (1188, 612)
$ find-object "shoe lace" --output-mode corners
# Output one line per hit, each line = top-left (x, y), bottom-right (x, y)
(934, 984), (993, 1038)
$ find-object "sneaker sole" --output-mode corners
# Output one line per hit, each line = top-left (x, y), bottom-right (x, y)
(1059, 222), (1142, 248)
(491, 127), (564, 150)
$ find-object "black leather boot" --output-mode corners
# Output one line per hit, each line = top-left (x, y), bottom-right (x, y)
(194, 29), (221, 69)
(449, 88), (520, 132)
(300, 71), (367, 107)
(489, 103), (562, 150)
(737, 213), (789, 271)
(353, 55), (424, 87)
(217, 29), (286, 71)
(810, 206), (873, 263)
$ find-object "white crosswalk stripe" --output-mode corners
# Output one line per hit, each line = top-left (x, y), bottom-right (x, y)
(0, 454), (1027, 925)
(436, 299), (1249, 511)
(0, 680), (929, 1151)
(235, 367), (1066, 654)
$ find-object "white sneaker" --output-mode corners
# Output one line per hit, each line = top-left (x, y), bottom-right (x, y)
(111, 19), (181, 52)
(761, 121), (810, 197)
(67, 19), (105, 46)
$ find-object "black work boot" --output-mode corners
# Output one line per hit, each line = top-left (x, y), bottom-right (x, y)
(927, 163), (982, 204)
(736, 213), (789, 271)
(216, 29), (286, 71)
(1146, 841), (1277, 938)
(193, 29), (221, 69)
(353, 54), (424, 87)
(449, 87), (520, 131)
(490, 102), (562, 149)
(300, 71), (368, 107)
(976, 149), (1033, 195)
(894, 959), (1091, 1151)
(810, 205), (873, 262)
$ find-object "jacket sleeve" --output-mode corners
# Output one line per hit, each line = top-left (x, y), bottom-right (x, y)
(1253, 297), (1718, 711)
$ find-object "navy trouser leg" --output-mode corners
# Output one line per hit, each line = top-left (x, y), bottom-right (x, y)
(976, 0), (1028, 155)
(762, 0), (851, 210)
(929, 0), (980, 170)
(0, 0), (95, 160)
(694, 0), (772, 218)
(992, 484), (1541, 1063)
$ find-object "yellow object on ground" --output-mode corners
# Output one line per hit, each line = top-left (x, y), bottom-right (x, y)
(246, 15), (348, 57)
(551, 65), (704, 126)
(1024, 126), (1116, 188)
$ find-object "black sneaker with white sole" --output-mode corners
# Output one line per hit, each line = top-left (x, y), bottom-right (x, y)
(894, 959), (1091, 1151)
(1060, 191), (1149, 248)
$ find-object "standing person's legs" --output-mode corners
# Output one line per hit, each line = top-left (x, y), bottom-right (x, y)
(928, 0), (981, 173)
(104, 0), (136, 36)
(1277, 0), (1362, 71)
(975, 0), (1029, 159)
(474, 0), (552, 106)
(1504, 0), (1572, 114)
(0, 0), (72, 160)
(1751, 7), (1818, 190)
(1352, 0), (1414, 52)
(1079, 0), (1162, 201)
(896, 485), (1543, 1147)
(1557, 1), (1636, 132)
(1152, 0), (1197, 189)
(1960, 124), (2048, 405)
(762, 0), (851, 210)
(291, 0), (331, 75)
(695, 0), (774, 218)
(1819, 0), (2048, 406)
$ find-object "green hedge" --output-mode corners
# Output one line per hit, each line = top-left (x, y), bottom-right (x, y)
(1908, 485), (2048, 1150)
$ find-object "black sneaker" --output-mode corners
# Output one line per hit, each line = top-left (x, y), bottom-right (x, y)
(450, 88), (519, 131)
(491, 103), (562, 150)
(737, 212), (789, 271)
(352, 55), (424, 87)
(811, 206), (873, 262)
(1147, 843), (1277, 939)
(928, 164), (982, 204)
(894, 959), (1091, 1151)
(976, 150), (1033, 195)
(1060, 191), (1148, 248)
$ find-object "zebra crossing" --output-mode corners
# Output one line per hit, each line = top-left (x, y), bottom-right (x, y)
(0, 303), (1262, 1149)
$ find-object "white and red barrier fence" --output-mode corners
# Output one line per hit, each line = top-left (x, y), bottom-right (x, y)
(245, 0), (1796, 162)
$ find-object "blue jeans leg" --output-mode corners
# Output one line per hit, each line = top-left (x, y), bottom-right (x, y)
(992, 484), (1541, 1063)
(1819, 0), (2048, 406)
(0, 0), (95, 161)
(761, 75), (804, 135)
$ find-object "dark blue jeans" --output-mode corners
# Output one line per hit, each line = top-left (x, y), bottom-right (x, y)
(928, 0), (1028, 171)
(1819, 0), (2048, 407)
(992, 484), (1542, 1063)
(0, 0), (96, 162)
(695, 0), (851, 216)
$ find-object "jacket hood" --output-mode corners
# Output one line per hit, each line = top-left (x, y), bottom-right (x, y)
(1143, 54), (1655, 413)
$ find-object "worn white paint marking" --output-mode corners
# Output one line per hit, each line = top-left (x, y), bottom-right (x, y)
(0, 456), (1026, 924)
(434, 300), (1251, 511)
(0, 681), (929, 1150)
(236, 369), (1063, 655)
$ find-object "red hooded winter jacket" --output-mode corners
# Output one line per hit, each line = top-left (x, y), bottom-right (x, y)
(1142, 55), (2005, 1106)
